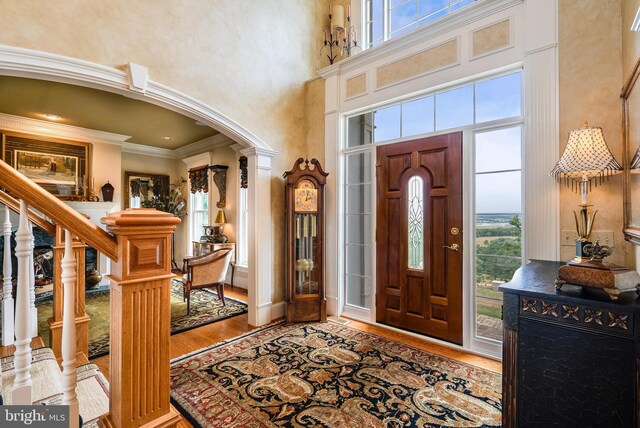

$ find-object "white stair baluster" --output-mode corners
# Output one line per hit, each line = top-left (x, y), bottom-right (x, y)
(2, 205), (14, 346)
(12, 199), (32, 404)
(28, 222), (37, 338)
(61, 229), (79, 428)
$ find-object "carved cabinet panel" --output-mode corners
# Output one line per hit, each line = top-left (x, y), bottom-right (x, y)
(501, 260), (640, 428)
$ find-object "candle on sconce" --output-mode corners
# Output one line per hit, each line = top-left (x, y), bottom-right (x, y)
(347, 5), (351, 20)
(329, 3), (332, 15)
(333, 5), (345, 30)
(323, 29), (327, 44)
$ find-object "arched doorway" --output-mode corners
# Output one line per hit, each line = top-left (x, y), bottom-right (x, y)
(0, 45), (276, 326)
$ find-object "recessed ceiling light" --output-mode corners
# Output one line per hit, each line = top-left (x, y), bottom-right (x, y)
(194, 120), (206, 126)
(41, 113), (62, 121)
(161, 136), (173, 140)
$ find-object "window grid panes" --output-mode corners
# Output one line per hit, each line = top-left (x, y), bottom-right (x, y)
(189, 190), (208, 251)
(366, 0), (476, 47)
(407, 176), (424, 269)
(344, 149), (373, 309)
(237, 187), (248, 265)
(365, 72), (521, 144)
(474, 126), (523, 342)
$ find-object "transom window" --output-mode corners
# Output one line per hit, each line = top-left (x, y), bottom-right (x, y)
(364, 0), (477, 48)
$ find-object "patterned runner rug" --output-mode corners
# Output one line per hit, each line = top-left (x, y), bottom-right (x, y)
(170, 322), (502, 427)
(1, 347), (109, 427)
(37, 280), (248, 358)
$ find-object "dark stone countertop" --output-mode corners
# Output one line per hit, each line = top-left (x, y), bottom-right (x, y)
(500, 259), (640, 310)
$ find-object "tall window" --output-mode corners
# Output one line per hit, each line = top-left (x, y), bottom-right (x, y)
(364, 0), (476, 48)
(237, 187), (248, 266)
(474, 126), (522, 342)
(189, 190), (208, 248)
(343, 71), (523, 333)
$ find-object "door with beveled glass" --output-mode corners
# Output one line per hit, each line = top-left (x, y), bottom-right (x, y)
(376, 133), (462, 344)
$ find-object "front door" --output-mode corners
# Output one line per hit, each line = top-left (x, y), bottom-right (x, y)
(376, 132), (463, 344)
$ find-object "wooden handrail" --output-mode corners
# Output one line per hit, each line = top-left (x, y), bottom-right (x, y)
(0, 161), (118, 261)
(0, 190), (56, 236)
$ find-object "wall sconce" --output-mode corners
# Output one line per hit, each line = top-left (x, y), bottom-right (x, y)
(321, 4), (360, 66)
(551, 122), (622, 262)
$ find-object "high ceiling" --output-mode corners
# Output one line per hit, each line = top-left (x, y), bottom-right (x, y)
(0, 76), (219, 149)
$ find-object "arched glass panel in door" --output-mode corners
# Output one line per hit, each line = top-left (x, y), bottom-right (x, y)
(408, 175), (424, 269)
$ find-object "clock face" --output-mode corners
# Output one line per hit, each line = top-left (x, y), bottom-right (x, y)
(294, 180), (318, 212)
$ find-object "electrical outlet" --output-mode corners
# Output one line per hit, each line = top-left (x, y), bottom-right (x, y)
(561, 230), (578, 246)
(561, 230), (615, 247)
(591, 230), (614, 247)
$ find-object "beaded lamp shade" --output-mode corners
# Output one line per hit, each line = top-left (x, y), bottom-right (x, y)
(631, 146), (640, 172)
(551, 122), (622, 192)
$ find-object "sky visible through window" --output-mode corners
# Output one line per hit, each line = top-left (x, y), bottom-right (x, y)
(373, 72), (521, 142)
(366, 0), (477, 47)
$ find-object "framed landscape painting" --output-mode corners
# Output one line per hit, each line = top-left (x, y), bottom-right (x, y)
(2, 132), (91, 199)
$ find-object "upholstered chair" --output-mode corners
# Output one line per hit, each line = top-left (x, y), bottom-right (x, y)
(181, 248), (233, 314)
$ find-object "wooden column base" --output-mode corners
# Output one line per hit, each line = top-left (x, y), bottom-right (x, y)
(100, 405), (182, 428)
(48, 313), (90, 361)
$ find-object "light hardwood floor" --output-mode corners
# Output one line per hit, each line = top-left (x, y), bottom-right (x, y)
(3, 287), (501, 428)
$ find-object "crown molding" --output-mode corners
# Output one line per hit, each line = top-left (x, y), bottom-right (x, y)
(120, 142), (176, 158)
(121, 133), (235, 160)
(0, 112), (129, 145)
(318, 0), (523, 79)
(0, 44), (276, 154)
(175, 133), (234, 159)
(181, 152), (211, 168)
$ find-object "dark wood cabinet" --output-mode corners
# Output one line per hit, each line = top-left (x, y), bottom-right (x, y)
(501, 260), (640, 428)
(283, 158), (328, 322)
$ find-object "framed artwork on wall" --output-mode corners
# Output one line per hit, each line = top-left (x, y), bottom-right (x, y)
(1, 131), (92, 200)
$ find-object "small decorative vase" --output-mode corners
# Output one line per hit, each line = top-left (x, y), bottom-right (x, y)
(86, 268), (102, 289)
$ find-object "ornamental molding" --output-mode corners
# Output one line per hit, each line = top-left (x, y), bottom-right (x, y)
(317, 0), (523, 79)
(0, 44), (276, 154)
(0, 112), (129, 145)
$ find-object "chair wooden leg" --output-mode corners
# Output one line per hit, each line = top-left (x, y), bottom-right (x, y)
(186, 290), (191, 314)
(218, 284), (226, 306)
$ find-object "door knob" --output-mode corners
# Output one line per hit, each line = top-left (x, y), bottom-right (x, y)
(443, 243), (459, 251)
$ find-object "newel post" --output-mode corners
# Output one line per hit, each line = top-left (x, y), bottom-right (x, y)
(100, 209), (181, 428)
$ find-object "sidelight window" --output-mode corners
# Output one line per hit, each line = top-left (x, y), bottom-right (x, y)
(407, 175), (424, 269)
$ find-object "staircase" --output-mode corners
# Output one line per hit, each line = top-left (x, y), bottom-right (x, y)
(0, 159), (182, 428)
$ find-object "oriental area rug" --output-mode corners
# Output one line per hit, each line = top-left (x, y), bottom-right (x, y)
(170, 322), (502, 427)
(37, 280), (248, 358)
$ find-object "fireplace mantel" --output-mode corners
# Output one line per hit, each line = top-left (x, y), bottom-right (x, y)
(64, 201), (118, 286)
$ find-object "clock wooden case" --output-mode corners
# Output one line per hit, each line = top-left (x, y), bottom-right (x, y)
(283, 158), (328, 322)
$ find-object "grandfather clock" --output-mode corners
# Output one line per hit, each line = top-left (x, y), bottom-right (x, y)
(283, 158), (328, 322)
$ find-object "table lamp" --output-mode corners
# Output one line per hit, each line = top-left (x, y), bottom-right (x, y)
(213, 209), (228, 243)
(550, 122), (622, 262)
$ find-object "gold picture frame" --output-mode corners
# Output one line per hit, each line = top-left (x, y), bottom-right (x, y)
(1, 131), (92, 200)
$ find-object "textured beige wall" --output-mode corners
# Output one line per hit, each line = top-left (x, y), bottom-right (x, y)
(305, 77), (326, 165)
(0, 0), (336, 304)
(472, 19), (510, 57)
(559, 0), (626, 265)
(376, 39), (458, 88)
(92, 143), (122, 209)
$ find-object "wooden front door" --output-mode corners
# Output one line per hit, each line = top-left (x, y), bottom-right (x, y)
(376, 132), (463, 344)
